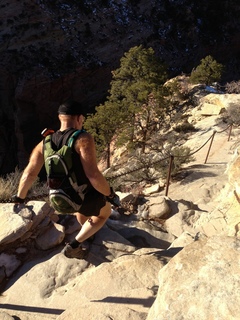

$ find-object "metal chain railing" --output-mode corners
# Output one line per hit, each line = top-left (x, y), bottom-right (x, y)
(105, 124), (236, 197)
(107, 125), (233, 177)
(0, 124), (236, 203)
(164, 124), (234, 196)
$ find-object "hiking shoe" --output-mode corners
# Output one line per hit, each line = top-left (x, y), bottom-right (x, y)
(61, 243), (88, 259)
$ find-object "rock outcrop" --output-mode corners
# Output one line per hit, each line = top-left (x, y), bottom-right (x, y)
(0, 142), (240, 319)
(147, 235), (240, 320)
(0, 94), (240, 319)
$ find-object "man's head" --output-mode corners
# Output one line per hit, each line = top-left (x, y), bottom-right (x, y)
(58, 99), (87, 116)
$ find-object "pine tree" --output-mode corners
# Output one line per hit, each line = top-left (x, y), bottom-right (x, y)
(109, 45), (168, 151)
(85, 45), (169, 167)
(190, 55), (224, 85)
(84, 101), (118, 168)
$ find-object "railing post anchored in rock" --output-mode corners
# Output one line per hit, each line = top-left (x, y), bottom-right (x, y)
(204, 130), (216, 164)
(165, 155), (174, 197)
(228, 124), (233, 142)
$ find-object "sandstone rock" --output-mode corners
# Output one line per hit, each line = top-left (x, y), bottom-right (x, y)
(35, 222), (65, 250)
(200, 93), (225, 107)
(58, 303), (147, 320)
(0, 204), (33, 245)
(90, 224), (137, 260)
(227, 147), (240, 193)
(137, 203), (149, 219)
(147, 236), (240, 320)
(144, 183), (160, 195)
(195, 214), (228, 237)
(165, 197), (230, 238)
(56, 252), (167, 320)
(119, 193), (135, 203)
(200, 93), (240, 110)
(199, 102), (224, 115)
(116, 224), (174, 249)
(1, 253), (89, 309)
(0, 201), (52, 246)
(26, 201), (54, 229)
(168, 231), (195, 248)
(165, 210), (195, 237)
(0, 312), (15, 320)
(0, 253), (21, 277)
(1, 94), (240, 320)
(1, 249), (166, 320)
(148, 195), (171, 219)
(58, 214), (80, 235)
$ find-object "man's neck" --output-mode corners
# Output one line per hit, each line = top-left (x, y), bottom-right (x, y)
(59, 115), (83, 131)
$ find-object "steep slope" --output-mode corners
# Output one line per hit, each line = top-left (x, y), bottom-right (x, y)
(0, 94), (240, 320)
(1, 0), (240, 172)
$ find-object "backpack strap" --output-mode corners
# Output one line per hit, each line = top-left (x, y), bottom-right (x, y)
(44, 128), (86, 152)
(43, 134), (52, 151)
(67, 129), (85, 148)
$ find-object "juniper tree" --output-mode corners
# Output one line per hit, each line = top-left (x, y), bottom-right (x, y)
(190, 55), (224, 86)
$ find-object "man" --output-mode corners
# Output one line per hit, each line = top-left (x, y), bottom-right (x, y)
(13, 100), (116, 259)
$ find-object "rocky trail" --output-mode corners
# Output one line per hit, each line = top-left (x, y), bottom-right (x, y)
(0, 98), (240, 319)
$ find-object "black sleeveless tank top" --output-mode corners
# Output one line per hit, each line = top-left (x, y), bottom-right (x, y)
(50, 128), (92, 190)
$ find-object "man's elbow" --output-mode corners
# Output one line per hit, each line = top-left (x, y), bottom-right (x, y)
(86, 171), (102, 183)
(21, 171), (38, 183)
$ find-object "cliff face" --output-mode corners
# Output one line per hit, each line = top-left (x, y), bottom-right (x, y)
(1, 0), (240, 172)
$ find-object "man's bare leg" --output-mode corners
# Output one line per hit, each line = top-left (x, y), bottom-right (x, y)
(74, 202), (111, 243)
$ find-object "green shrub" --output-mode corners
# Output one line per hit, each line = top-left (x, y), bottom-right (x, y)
(0, 168), (22, 201)
(174, 121), (196, 133)
(225, 81), (240, 94)
(170, 146), (195, 176)
(226, 103), (240, 125)
(0, 168), (48, 202)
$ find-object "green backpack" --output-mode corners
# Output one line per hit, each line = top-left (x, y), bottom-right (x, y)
(43, 129), (87, 214)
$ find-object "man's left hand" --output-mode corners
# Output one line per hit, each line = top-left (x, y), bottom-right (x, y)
(106, 188), (121, 207)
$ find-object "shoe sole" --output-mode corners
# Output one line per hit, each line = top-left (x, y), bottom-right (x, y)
(61, 245), (89, 259)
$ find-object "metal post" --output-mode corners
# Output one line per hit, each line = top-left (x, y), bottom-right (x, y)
(165, 155), (174, 197)
(228, 124), (232, 141)
(204, 130), (216, 164)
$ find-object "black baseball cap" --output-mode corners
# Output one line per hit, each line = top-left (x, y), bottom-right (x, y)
(58, 99), (87, 116)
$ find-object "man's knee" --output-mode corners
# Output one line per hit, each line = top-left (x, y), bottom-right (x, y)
(98, 202), (111, 219)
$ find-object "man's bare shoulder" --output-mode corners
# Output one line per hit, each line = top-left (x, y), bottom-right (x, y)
(75, 131), (94, 149)
(77, 131), (93, 141)
(78, 130), (92, 138)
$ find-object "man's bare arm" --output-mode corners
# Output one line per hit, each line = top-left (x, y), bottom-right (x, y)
(17, 141), (44, 199)
(76, 133), (111, 196)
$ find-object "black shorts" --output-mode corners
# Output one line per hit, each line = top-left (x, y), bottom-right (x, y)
(79, 189), (106, 217)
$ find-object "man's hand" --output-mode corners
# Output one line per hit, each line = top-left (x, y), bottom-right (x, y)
(12, 195), (25, 204)
(106, 188), (121, 207)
